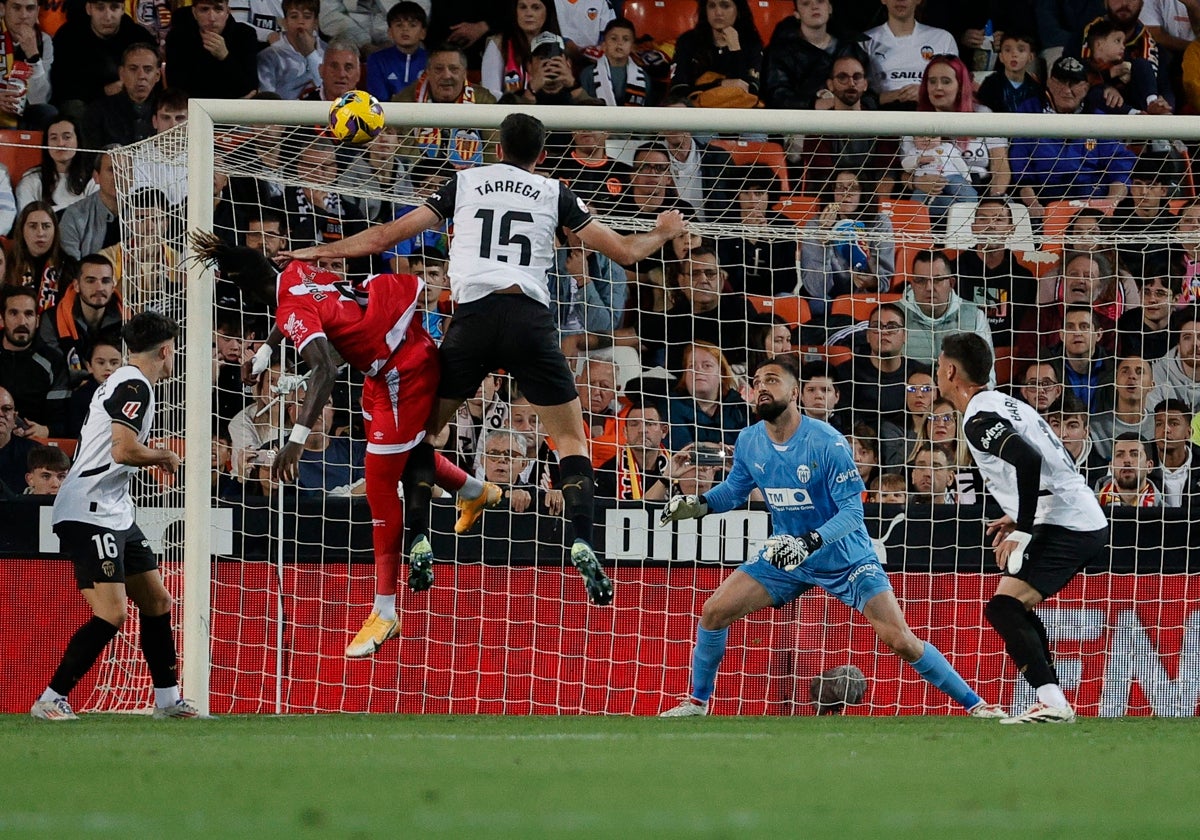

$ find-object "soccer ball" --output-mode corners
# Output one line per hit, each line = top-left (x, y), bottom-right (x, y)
(327, 90), (385, 144)
(809, 665), (867, 715)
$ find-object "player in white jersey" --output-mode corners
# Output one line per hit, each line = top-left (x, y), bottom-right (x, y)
(938, 332), (1110, 724)
(284, 113), (687, 606)
(31, 312), (200, 721)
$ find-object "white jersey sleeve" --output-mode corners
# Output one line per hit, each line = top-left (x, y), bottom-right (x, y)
(963, 390), (1108, 532)
(52, 366), (156, 530)
(426, 163), (592, 307)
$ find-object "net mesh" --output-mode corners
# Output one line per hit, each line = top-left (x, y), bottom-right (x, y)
(40, 106), (1200, 716)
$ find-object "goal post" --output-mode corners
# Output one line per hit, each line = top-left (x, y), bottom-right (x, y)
(148, 100), (1200, 717)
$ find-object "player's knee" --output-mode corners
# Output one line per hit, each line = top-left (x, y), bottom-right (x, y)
(878, 625), (921, 660)
(145, 592), (173, 617)
(699, 597), (738, 631)
(984, 594), (1026, 632)
(93, 600), (129, 628)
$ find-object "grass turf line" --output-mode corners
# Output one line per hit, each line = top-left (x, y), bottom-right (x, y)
(1, 715), (1197, 839)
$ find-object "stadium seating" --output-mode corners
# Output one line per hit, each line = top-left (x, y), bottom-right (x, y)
(624, 0), (697, 44)
(775, 194), (820, 225)
(709, 139), (790, 192)
(749, 0), (796, 41)
(797, 344), (853, 366)
(828, 292), (903, 322)
(747, 294), (811, 327)
(0, 129), (44, 183)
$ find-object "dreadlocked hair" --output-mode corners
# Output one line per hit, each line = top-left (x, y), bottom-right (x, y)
(189, 230), (278, 287)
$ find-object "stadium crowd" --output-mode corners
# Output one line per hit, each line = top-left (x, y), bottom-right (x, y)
(3, 0), (1200, 518)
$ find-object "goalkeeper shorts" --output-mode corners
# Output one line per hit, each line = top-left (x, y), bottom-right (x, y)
(740, 552), (892, 613)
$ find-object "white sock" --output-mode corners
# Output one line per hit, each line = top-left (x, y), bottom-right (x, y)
(39, 687), (66, 703)
(374, 594), (397, 621)
(459, 475), (484, 500)
(154, 686), (181, 708)
(1036, 683), (1069, 709)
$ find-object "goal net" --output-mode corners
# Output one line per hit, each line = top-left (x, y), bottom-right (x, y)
(72, 103), (1200, 717)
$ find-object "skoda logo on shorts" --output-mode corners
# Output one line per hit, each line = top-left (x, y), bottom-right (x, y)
(102, 561), (116, 578)
(796, 464), (811, 484)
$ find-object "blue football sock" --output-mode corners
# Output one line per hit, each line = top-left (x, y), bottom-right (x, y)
(909, 642), (982, 710)
(690, 625), (729, 702)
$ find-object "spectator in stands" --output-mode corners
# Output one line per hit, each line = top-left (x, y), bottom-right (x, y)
(82, 43), (160, 146)
(482, 0), (568, 101)
(912, 54), (1011, 198)
(626, 142), (698, 225)
(835, 303), (928, 459)
(260, 391), (366, 496)
(800, 168), (894, 317)
(1017, 251), (1117, 363)
(1048, 392), (1111, 487)
(762, 0), (869, 110)
(1118, 249), (1182, 361)
(886, 368), (937, 466)
(717, 164), (799, 297)
(1176, 200), (1200, 303)
(244, 209), (288, 263)
(551, 0), (612, 49)
(663, 341), (750, 450)
(0, 241), (9, 284)
(99, 188), (185, 320)
(50, 0), (155, 119)
(671, 0), (763, 106)
(900, 132), (977, 226)
(10, 201), (71, 312)
(799, 360), (847, 432)
(507, 31), (591, 105)
(745, 314), (794, 376)
(954, 199), (1038, 359)
(283, 133), (374, 247)
(426, 2), (500, 69)
(907, 442), (957, 504)
(14, 116), (96, 217)
(365, 2), (428, 103)
(551, 126), (633, 215)
(0, 384), (37, 491)
(1047, 305), (1115, 412)
(549, 230), (628, 359)
(1150, 397), (1200, 507)
(870, 471), (908, 504)
(23, 443), (70, 495)
(0, 285), (69, 437)
(450, 373), (509, 475)
(478, 429), (538, 512)
(301, 36), (359, 103)
(393, 45), (497, 167)
(165, 0), (259, 99)
(1010, 56), (1136, 217)
(865, 0), (957, 109)
(575, 356), (619, 442)
(1103, 152), (1180, 240)
(1144, 0), (1200, 71)
(1055, 207), (1139, 320)
(848, 421), (881, 491)
(1082, 18), (1165, 113)
(1074, 0), (1174, 108)
(640, 245), (756, 371)
(1095, 432), (1162, 505)
(657, 105), (734, 222)
(319, 0), (392, 53)
(897, 249), (994, 372)
(580, 17), (650, 106)
(1035, 0), (1105, 70)
(1092, 354), (1157, 458)
(976, 31), (1044, 113)
(1016, 362), (1065, 413)
(228, 361), (286, 484)
(64, 333), (121, 438)
(1149, 307), (1200, 410)
(923, 394), (982, 502)
(257, 0), (324, 100)
(797, 54), (899, 194)
(594, 400), (674, 501)
(0, 0), (55, 130)
(38, 252), (122, 386)
(59, 147), (120, 262)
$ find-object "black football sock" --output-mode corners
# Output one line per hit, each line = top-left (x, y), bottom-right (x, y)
(558, 454), (595, 545)
(401, 441), (436, 542)
(140, 611), (179, 689)
(48, 616), (120, 698)
(984, 594), (1058, 688)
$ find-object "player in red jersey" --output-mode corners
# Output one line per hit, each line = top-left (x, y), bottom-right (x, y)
(192, 233), (501, 658)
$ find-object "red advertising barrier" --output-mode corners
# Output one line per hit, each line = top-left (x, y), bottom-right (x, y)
(3, 558), (1198, 717)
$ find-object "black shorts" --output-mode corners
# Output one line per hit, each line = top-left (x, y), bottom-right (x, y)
(1008, 523), (1109, 598)
(54, 521), (158, 590)
(437, 294), (578, 408)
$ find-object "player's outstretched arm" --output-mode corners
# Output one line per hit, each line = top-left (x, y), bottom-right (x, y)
(271, 336), (339, 483)
(577, 210), (687, 267)
(280, 206), (441, 262)
(111, 423), (180, 471)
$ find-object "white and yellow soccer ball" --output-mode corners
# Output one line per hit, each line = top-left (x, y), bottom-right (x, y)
(327, 90), (385, 145)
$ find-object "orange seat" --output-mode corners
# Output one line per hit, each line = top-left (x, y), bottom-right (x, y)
(1041, 199), (1115, 252)
(775, 194), (820, 225)
(796, 344), (853, 366)
(624, 0), (697, 43)
(750, 0), (796, 40)
(709, 139), (790, 192)
(0, 129), (44, 183)
(828, 292), (903, 322)
(880, 199), (933, 244)
(747, 294), (811, 327)
(993, 346), (1013, 386)
(39, 437), (79, 459)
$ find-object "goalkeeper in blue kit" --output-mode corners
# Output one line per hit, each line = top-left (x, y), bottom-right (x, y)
(659, 356), (1004, 717)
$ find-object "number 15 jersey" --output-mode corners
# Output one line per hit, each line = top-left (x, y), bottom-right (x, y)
(425, 162), (592, 308)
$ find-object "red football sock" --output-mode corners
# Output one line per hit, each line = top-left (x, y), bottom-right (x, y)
(365, 451), (408, 596)
(434, 452), (468, 492)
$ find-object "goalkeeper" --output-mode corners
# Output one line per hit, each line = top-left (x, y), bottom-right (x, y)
(659, 356), (1003, 718)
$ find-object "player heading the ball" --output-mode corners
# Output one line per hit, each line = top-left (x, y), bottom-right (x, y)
(282, 112), (688, 606)
(659, 355), (1005, 719)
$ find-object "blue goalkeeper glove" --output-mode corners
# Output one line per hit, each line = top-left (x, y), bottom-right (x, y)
(764, 531), (823, 571)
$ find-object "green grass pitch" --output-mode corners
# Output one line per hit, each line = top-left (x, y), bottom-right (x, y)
(2, 714), (1197, 839)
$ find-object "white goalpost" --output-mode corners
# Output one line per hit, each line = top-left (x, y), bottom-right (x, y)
(70, 100), (1200, 717)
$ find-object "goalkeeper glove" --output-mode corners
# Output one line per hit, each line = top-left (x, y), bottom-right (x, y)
(764, 531), (823, 571)
(659, 494), (708, 526)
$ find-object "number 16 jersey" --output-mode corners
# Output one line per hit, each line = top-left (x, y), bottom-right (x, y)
(425, 162), (593, 308)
